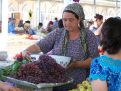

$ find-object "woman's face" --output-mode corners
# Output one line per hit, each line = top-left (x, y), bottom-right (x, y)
(62, 12), (80, 32)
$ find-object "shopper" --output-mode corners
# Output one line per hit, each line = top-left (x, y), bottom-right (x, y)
(22, 3), (99, 90)
(88, 17), (121, 91)
(46, 21), (54, 33)
(8, 18), (16, 34)
(53, 17), (59, 29)
(23, 21), (36, 35)
(90, 14), (103, 45)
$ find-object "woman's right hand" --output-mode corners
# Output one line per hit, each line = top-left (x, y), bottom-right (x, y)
(21, 50), (32, 62)
(21, 50), (31, 58)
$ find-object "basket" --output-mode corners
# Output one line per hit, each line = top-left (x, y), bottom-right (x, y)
(4, 76), (73, 91)
(49, 55), (71, 68)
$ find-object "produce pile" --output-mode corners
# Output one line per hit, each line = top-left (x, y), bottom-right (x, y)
(69, 80), (92, 91)
(0, 54), (69, 84)
(16, 55), (69, 83)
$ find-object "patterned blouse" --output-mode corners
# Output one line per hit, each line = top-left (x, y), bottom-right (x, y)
(88, 55), (121, 91)
(37, 29), (99, 85)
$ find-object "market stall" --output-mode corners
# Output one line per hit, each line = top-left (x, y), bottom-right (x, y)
(0, 34), (75, 91)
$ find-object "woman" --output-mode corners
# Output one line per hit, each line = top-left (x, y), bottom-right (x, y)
(46, 21), (54, 32)
(24, 22), (36, 35)
(88, 17), (121, 91)
(0, 81), (21, 91)
(23, 3), (99, 90)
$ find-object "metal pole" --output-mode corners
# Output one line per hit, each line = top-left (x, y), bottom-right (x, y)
(2, 0), (8, 35)
(115, 0), (117, 16)
(0, 0), (2, 21)
(38, 0), (40, 22)
(94, 0), (96, 16)
(119, 0), (121, 17)
(1, 0), (8, 51)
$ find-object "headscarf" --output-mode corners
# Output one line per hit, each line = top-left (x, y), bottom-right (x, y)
(63, 3), (85, 20)
(62, 3), (88, 60)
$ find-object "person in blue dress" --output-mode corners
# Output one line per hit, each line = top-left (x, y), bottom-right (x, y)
(88, 17), (121, 91)
(8, 18), (16, 34)
(53, 17), (58, 29)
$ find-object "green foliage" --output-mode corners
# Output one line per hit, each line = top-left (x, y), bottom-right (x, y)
(0, 58), (30, 77)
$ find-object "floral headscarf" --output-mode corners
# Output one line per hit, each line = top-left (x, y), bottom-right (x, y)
(62, 3), (88, 60)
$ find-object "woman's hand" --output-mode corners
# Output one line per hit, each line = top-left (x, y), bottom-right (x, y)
(0, 82), (21, 91)
(67, 58), (92, 69)
(21, 50), (32, 62)
(67, 60), (80, 69)
(21, 50), (31, 58)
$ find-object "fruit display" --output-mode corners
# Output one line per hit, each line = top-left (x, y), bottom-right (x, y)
(1, 54), (70, 84)
(69, 81), (92, 91)
(25, 35), (38, 40)
(15, 55), (69, 84)
(16, 62), (44, 84)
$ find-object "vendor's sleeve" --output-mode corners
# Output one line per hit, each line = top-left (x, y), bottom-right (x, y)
(36, 30), (57, 53)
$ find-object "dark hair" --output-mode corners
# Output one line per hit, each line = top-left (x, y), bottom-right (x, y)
(63, 10), (85, 28)
(38, 22), (43, 29)
(48, 21), (53, 25)
(25, 20), (30, 24)
(39, 22), (43, 26)
(55, 17), (58, 21)
(94, 14), (103, 20)
(101, 17), (121, 54)
(58, 19), (63, 28)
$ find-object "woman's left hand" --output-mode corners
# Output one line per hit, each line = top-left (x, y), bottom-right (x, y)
(67, 60), (80, 69)
(67, 58), (92, 69)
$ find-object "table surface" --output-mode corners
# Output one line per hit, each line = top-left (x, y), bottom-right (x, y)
(0, 34), (45, 61)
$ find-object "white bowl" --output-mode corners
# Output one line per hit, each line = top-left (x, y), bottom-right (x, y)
(0, 51), (8, 61)
(49, 55), (71, 68)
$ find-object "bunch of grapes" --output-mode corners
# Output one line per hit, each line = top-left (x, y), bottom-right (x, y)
(15, 63), (44, 84)
(34, 55), (68, 83)
(14, 55), (69, 84)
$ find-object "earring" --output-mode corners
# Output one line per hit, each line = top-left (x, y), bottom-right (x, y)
(78, 23), (80, 28)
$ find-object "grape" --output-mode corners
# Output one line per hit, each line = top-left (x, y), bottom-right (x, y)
(13, 55), (69, 84)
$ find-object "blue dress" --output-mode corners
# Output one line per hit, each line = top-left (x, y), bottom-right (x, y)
(8, 21), (15, 34)
(88, 55), (121, 91)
